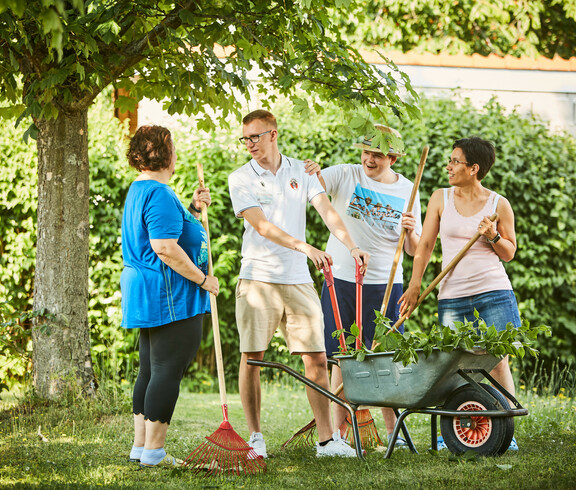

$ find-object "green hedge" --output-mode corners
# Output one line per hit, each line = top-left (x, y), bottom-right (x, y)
(1, 91), (574, 393)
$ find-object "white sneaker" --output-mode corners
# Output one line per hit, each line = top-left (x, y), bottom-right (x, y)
(316, 431), (357, 458)
(248, 432), (267, 459)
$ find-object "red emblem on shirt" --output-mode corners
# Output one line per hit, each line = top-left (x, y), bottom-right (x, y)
(289, 178), (298, 190)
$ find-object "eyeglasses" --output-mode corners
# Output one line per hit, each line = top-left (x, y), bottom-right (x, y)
(447, 157), (469, 166)
(238, 130), (273, 145)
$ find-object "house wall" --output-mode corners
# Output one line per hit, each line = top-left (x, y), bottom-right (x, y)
(381, 52), (576, 137)
(137, 51), (576, 137)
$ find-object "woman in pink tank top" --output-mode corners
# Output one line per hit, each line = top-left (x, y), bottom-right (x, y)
(398, 137), (521, 452)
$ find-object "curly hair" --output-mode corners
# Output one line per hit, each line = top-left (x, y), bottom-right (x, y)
(127, 125), (173, 172)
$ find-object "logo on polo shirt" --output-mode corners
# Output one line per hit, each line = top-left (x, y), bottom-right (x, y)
(289, 178), (298, 190)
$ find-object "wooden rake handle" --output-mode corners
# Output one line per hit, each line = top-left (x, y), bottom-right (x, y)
(379, 212), (499, 340)
(355, 260), (364, 350)
(197, 163), (228, 413)
(380, 146), (428, 315)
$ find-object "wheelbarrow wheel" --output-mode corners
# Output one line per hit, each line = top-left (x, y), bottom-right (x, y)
(440, 383), (514, 457)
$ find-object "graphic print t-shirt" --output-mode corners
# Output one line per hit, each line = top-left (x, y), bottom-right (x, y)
(323, 164), (422, 284)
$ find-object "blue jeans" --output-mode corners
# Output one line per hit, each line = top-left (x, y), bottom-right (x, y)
(438, 290), (521, 332)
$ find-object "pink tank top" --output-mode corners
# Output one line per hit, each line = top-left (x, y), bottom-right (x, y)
(438, 187), (512, 299)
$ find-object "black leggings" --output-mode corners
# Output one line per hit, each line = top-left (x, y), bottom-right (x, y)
(133, 315), (203, 424)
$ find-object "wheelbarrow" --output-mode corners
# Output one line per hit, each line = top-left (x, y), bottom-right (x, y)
(248, 347), (528, 460)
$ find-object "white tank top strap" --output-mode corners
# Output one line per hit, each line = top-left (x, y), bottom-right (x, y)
(492, 192), (501, 214)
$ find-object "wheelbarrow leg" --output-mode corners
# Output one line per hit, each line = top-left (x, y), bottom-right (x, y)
(345, 405), (365, 460)
(431, 413), (438, 451)
(393, 408), (418, 454)
(385, 409), (415, 459)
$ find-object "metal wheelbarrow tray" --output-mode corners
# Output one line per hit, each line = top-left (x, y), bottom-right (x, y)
(337, 348), (500, 409)
(248, 347), (528, 460)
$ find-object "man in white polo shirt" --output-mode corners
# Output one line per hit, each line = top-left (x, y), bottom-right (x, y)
(228, 109), (369, 459)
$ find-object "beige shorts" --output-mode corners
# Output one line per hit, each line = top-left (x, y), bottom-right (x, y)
(235, 279), (326, 354)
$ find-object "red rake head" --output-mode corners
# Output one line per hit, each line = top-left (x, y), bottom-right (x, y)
(280, 418), (317, 449)
(183, 421), (266, 476)
(339, 409), (383, 449)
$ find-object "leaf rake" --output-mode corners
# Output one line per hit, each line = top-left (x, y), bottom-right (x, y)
(282, 263), (381, 450)
(183, 163), (266, 476)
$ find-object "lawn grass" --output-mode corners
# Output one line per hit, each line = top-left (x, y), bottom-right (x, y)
(1, 378), (575, 489)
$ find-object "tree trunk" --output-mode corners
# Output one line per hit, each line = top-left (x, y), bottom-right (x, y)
(32, 109), (95, 399)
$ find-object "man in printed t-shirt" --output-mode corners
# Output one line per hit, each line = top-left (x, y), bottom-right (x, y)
(306, 124), (422, 449)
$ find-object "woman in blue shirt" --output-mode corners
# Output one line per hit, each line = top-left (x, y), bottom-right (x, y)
(121, 125), (219, 467)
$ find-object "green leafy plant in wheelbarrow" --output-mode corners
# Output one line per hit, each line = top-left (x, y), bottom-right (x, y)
(333, 309), (551, 367)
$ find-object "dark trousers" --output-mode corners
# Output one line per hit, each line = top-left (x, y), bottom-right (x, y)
(132, 315), (203, 424)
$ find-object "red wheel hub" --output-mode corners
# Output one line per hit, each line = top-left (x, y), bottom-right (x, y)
(452, 401), (492, 447)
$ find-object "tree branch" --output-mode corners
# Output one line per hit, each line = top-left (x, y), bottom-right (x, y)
(72, 0), (199, 110)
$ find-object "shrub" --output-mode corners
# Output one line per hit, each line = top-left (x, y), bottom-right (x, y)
(1, 92), (574, 393)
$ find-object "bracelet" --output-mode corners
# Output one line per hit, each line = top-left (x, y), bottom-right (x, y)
(488, 232), (501, 244)
(349, 246), (360, 253)
(198, 275), (207, 287)
(188, 201), (201, 214)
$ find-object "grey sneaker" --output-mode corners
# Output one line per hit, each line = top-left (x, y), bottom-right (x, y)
(388, 434), (408, 449)
(248, 432), (267, 459)
(316, 431), (357, 458)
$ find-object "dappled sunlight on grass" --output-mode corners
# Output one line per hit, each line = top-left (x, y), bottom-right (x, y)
(515, 386), (575, 438)
(1, 379), (576, 488)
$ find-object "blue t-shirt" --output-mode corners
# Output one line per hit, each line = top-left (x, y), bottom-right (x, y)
(120, 180), (210, 328)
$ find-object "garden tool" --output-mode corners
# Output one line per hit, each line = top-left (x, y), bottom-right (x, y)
(339, 260), (383, 449)
(282, 262), (382, 449)
(380, 146), (428, 316)
(184, 163), (266, 476)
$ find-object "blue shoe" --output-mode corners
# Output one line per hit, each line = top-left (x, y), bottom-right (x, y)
(508, 437), (519, 451)
(431, 435), (447, 451)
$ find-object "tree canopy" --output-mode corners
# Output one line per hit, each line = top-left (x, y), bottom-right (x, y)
(335, 0), (576, 59)
(0, 0), (420, 137)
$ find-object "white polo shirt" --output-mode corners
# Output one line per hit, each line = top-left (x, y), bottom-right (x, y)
(228, 155), (325, 284)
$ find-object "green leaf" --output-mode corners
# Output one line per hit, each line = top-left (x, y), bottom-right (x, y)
(349, 115), (367, 130)
(39, 8), (63, 35)
(0, 105), (25, 119)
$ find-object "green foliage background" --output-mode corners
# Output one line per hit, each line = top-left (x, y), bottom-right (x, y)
(1, 91), (575, 393)
(334, 0), (576, 59)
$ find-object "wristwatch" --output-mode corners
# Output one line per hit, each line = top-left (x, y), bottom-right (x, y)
(188, 201), (201, 213)
(488, 232), (501, 244)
